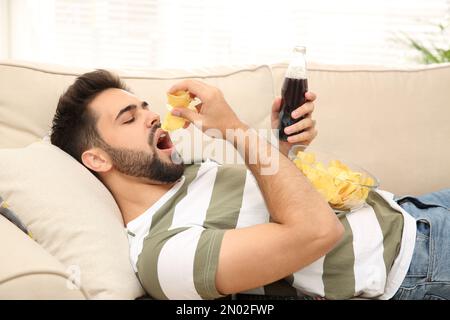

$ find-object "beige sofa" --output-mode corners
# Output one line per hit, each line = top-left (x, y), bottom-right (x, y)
(0, 60), (449, 299)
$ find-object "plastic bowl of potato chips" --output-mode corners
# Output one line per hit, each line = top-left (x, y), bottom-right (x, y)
(288, 145), (379, 213)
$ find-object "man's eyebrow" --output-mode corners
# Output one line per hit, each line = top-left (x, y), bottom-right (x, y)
(115, 101), (148, 121)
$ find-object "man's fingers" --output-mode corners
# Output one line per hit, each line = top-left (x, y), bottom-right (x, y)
(287, 128), (318, 144)
(271, 97), (282, 127)
(168, 79), (208, 99)
(271, 96), (282, 113)
(284, 118), (315, 135)
(305, 91), (317, 101)
(172, 107), (200, 123)
(182, 122), (190, 129)
(194, 103), (203, 113)
(291, 102), (314, 119)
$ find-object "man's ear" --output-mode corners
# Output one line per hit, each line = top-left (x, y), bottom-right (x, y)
(81, 148), (112, 173)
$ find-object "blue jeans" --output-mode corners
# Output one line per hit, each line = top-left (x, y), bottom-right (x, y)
(391, 189), (450, 300)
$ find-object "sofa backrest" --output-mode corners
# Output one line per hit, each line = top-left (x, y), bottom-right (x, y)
(1, 60), (449, 195)
(0, 61), (273, 147)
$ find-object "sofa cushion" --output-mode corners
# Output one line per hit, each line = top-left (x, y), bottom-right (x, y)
(0, 140), (145, 299)
(0, 195), (29, 235)
(0, 215), (87, 300)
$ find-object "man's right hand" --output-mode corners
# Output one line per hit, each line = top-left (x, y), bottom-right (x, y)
(169, 79), (343, 296)
(168, 80), (246, 138)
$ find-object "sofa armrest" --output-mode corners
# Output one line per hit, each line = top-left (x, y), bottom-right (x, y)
(0, 215), (87, 299)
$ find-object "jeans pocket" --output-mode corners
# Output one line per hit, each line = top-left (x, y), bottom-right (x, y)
(406, 219), (431, 278)
(424, 293), (447, 300)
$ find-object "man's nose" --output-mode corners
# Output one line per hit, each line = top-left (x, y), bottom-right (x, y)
(145, 111), (160, 128)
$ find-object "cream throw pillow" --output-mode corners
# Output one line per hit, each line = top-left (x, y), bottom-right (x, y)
(0, 141), (144, 299)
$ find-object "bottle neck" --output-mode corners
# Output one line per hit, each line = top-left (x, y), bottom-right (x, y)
(286, 47), (307, 79)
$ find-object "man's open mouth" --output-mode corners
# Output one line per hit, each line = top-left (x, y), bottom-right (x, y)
(155, 129), (174, 151)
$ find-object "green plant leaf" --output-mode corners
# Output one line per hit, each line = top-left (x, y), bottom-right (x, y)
(396, 19), (450, 65)
(435, 49), (450, 62)
(406, 36), (440, 63)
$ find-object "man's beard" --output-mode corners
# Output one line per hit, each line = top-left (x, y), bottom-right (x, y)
(100, 125), (185, 183)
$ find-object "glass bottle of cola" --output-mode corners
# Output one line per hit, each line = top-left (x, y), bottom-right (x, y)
(278, 46), (308, 141)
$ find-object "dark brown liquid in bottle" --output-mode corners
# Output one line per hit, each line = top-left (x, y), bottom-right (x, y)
(278, 77), (308, 141)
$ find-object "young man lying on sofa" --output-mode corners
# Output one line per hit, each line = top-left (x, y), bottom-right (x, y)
(49, 70), (450, 300)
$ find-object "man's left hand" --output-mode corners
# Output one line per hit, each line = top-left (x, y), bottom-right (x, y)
(271, 92), (318, 156)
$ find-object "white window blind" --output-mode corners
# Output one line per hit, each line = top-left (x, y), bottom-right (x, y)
(0, 0), (10, 59)
(4, 0), (450, 69)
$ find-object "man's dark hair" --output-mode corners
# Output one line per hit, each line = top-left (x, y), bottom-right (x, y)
(50, 69), (129, 163)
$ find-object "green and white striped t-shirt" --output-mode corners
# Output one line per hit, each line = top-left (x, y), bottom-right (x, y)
(126, 159), (416, 300)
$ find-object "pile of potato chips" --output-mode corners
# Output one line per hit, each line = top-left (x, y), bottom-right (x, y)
(161, 90), (196, 131)
(293, 150), (376, 211)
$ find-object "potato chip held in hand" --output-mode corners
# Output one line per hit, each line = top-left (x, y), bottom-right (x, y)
(161, 90), (195, 131)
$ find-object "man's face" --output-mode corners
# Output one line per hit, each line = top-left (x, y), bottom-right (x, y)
(88, 88), (184, 183)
